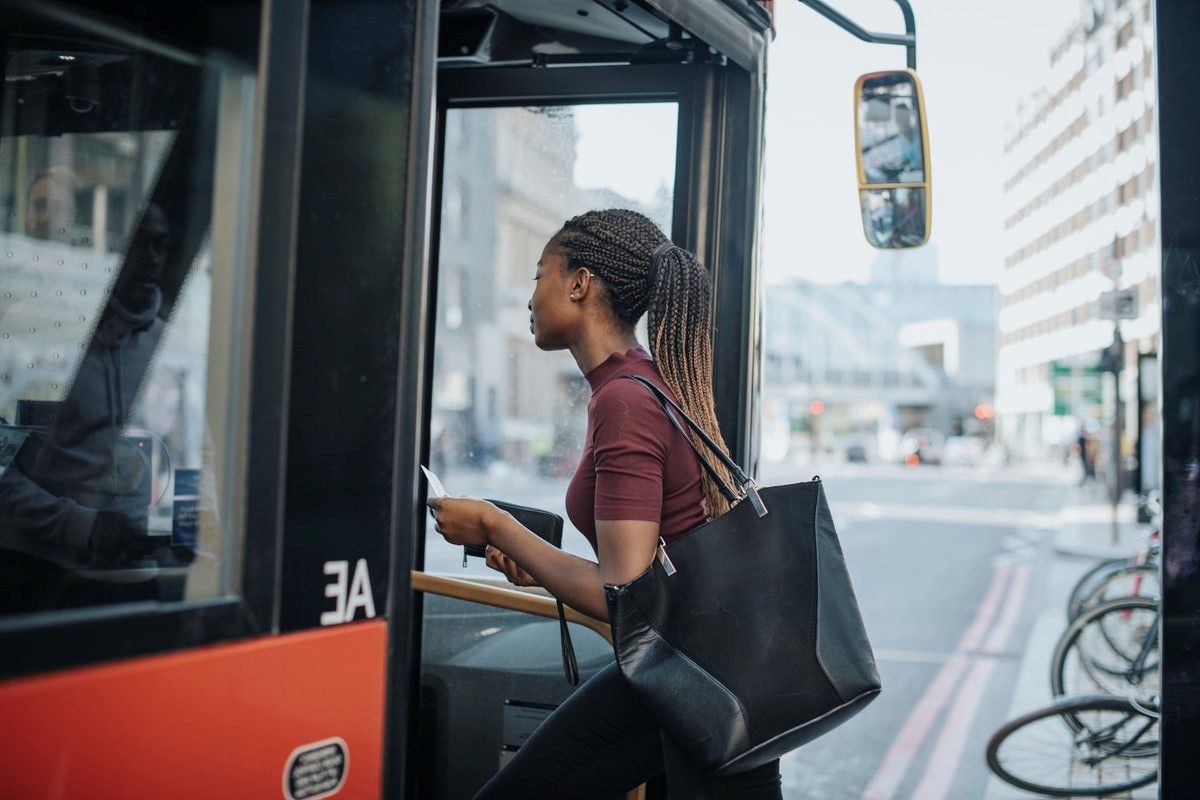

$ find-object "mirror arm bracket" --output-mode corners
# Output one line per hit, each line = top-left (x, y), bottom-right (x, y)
(795, 0), (917, 70)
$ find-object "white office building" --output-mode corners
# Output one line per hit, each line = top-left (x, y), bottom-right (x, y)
(997, 0), (1158, 478)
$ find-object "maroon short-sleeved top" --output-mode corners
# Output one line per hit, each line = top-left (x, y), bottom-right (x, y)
(565, 347), (708, 552)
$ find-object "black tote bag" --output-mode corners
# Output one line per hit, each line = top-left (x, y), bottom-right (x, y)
(603, 376), (881, 776)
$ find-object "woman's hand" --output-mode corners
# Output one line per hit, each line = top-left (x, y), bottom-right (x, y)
(427, 498), (540, 587)
(485, 545), (540, 587)
(426, 496), (501, 549)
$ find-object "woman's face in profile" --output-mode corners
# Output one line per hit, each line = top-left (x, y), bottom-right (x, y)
(528, 241), (574, 351)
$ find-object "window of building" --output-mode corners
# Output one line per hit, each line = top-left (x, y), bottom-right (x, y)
(1117, 72), (1134, 100)
(1117, 20), (1135, 48)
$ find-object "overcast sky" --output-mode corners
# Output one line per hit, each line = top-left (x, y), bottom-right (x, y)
(762, 0), (1078, 285)
(572, 0), (1081, 286)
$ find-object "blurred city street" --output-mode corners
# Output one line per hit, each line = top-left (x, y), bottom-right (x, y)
(768, 457), (1151, 800)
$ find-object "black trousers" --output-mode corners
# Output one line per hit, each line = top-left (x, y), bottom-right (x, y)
(473, 662), (783, 800)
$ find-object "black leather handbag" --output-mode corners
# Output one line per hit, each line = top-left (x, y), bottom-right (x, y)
(604, 376), (881, 776)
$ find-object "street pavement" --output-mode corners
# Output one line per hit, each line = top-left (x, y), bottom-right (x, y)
(984, 473), (1156, 800)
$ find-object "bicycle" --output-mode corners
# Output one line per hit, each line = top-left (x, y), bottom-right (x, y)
(1068, 561), (1159, 621)
(987, 522), (1162, 796)
(986, 693), (1159, 797)
(1051, 596), (1160, 700)
(1065, 529), (1159, 622)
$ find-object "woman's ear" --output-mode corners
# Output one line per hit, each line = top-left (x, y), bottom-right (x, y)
(572, 268), (595, 300)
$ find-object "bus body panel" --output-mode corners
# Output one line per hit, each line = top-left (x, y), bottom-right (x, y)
(0, 621), (386, 799)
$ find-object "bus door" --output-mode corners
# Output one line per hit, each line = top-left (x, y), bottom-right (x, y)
(397, 3), (771, 798)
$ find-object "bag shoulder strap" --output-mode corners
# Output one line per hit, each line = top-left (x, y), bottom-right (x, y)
(622, 374), (767, 518)
(556, 599), (579, 686)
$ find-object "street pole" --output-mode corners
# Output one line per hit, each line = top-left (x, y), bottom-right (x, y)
(1110, 324), (1123, 545)
(1100, 258), (1129, 546)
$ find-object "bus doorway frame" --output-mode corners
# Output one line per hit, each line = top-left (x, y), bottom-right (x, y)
(388, 37), (769, 800)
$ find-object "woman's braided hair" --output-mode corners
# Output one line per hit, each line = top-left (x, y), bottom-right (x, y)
(551, 208), (737, 517)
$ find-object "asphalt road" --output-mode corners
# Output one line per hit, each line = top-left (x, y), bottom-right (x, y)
(764, 461), (1078, 800)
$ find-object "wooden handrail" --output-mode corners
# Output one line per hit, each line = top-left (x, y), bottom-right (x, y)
(410, 571), (612, 643)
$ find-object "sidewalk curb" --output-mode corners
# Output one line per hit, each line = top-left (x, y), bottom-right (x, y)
(1051, 489), (1143, 561)
(1052, 535), (1136, 561)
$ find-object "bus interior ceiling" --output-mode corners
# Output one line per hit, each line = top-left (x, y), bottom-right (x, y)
(438, 0), (762, 68)
(3, 37), (196, 137)
(441, 0), (665, 66)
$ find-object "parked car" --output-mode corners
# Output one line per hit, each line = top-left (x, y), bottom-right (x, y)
(899, 428), (944, 465)
(844, 435), (871, 463)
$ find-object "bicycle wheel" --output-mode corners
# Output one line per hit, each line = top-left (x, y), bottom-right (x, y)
(986, 694), (1159, 797)
(1052, 596), (1160, 699)
(1065, 558), (1128, 621)
(1070, 564), (1159, 622)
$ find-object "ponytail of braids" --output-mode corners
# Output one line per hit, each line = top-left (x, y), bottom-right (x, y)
(553, 209), (738, 517)
(645, 244), (738, 517)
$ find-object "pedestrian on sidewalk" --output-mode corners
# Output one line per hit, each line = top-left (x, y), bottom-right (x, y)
(1076, 428), (1097, 488)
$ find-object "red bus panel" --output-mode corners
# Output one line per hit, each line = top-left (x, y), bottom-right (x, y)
(0, 622), (386, 799)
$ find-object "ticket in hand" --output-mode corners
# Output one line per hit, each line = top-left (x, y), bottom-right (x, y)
(421, 465), (447, 498)
(423, 466), (475, 565)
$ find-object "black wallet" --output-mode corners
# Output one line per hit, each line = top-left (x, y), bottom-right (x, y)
(468, 500), (576, 686)
(464, 500), (563, 556)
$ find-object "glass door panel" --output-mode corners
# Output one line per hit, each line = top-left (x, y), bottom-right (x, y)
(427, 102), (677, 575)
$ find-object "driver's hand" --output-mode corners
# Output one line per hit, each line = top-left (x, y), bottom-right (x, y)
(89, 511), (152, 565)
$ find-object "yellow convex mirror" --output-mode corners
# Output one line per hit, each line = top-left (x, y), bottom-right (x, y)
(854, 68), (931, 248)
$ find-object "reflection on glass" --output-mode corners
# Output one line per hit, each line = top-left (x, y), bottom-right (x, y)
(860, 187), (926, 249)
(0, 24), (255, 616)
(427, 103), (676, 576)
(858, 73), (924, 184)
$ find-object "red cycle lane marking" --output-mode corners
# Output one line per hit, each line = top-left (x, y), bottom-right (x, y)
(909, 562), (1032, 800)
(860, 563), (1013, 800)
(959, 562), (1014, 653)
(860, 656), (970, 800)
(983, 562), (1032, 654)
(909, 659), (998, 800)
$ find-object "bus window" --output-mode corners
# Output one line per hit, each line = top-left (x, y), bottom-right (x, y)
(0, 20), (257, 619)
(426, 102), (677, 575)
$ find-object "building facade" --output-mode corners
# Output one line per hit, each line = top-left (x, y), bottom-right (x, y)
(998, 0), (1157, 488)
(762, 254), (996, 464)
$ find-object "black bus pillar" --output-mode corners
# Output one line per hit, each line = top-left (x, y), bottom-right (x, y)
(1154, 1), (1200, 795)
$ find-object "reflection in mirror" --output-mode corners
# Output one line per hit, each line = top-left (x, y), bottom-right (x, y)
(857, 71), (925, 185)
(860, 187), (927, 249)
